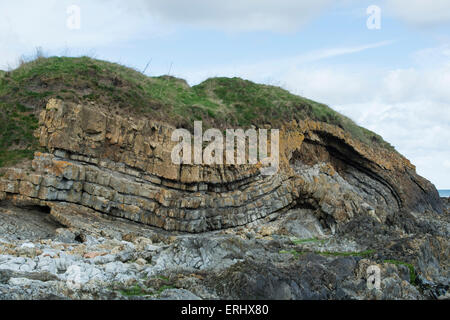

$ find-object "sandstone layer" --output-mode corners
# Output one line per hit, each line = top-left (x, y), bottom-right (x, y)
(0, 99), (442, 233)
(0, 99), (448, 300)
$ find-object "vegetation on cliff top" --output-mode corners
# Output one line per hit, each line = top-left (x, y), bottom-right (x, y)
(0, 55), (392, 168)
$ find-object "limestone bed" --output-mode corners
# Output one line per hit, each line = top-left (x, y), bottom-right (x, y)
(0, 99), (448, 300)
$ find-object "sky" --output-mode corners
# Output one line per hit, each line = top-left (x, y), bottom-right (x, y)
(0, 0), (449, 188)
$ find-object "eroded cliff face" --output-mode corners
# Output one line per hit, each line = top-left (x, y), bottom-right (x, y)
(0, 99), (443, 233)
(0, 98), (448, 300)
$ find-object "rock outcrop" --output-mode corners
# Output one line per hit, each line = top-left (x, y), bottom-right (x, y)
(0, 98), (448, 300)
(0, 99), (442, 233)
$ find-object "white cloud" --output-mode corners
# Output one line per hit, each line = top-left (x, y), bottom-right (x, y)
(413, 44), (450, 67)
(305, 50), (450, 188)
(127, 0), (334, 32)
(180, 41), (392, 87)
(0, 0), (337, 68)
(385, 0), (450, 28)
(287, 41), (394, 65)
(320, 91), (450, 190)
(2, 1), (115, 47)
(444, 160), (450, 169)
(0, 0), (171, 68)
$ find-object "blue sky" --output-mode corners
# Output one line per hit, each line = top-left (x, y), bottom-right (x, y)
(1, 0), (449, 188)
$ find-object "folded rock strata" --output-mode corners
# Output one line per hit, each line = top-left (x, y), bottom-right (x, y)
(0, 99), (442, 233)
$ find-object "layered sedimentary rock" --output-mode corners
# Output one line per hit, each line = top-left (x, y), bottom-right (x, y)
(0, 99), (442, 232)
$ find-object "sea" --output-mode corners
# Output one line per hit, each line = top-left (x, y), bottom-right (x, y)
(438, 190), (450, 197)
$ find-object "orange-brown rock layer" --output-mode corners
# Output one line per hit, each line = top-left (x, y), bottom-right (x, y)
(0, 99), (443, 232)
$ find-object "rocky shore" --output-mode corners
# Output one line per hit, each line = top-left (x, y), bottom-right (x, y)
(0, 194), (448, 300)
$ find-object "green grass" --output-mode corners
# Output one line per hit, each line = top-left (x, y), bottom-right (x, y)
(280, 249), (305, 259)
(316, 249), (376, 258)
(280, 249), (375, 259)
(119, 284), (149, 297)
(119, 283), (175, 297)
(119, 274), (176, 297)
(0, 56), (394, 169)
(0, 102), (40, 168)
(154, 275), (170, 282)
(193, 77), (392, 148)
(384, 260), (417, 284)
(291, 237), (326, 245)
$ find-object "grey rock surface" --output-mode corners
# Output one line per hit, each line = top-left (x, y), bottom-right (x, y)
(0, 197), (448, 300)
